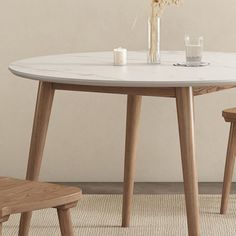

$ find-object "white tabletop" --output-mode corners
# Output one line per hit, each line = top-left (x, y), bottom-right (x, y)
(9, 51), (236, 87)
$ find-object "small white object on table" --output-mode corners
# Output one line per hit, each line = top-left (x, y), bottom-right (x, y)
(113, 47), (127, 66)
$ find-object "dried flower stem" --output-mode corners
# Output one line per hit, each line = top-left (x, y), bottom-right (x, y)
(149, 0), (182, 63)
(149, 3), (160, 63)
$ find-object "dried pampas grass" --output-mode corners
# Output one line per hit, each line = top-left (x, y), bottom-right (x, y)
(152, 0), (182, 16)
(149, 0), (182, 63)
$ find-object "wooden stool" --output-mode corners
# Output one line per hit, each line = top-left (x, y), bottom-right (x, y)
(0, 177), (81, 236)
(221, 108), (236, 214)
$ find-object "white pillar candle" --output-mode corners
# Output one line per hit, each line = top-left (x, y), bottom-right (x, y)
(113, 47), (127, 66)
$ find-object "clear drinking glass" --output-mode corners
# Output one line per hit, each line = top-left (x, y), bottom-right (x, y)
(185, 36), (203, 66)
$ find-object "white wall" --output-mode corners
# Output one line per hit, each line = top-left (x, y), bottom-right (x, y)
(1, 0), (236, 182)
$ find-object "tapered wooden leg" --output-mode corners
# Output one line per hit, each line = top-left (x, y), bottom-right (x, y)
(122, 95), (142, 227)
(176, 87), (200, 236)
(0, 216), (10, 236)
(18, 81), (55, 236)
(220, 122), (236, 214)
(57, 208), (74, 236)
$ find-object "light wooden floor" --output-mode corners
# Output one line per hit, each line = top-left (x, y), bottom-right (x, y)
(56, 182), (236, 194)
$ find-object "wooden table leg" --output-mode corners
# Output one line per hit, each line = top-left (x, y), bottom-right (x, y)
(176, 87), (200, 236)
(18, 81), (55, 236)
(220, 122), (236, 214)
(122, 95), (142, 227)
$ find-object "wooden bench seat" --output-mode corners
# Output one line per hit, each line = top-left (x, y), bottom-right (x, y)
(0, 177), (81, 236)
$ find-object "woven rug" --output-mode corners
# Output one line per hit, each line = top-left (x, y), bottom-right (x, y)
(3, 194), (236, 235)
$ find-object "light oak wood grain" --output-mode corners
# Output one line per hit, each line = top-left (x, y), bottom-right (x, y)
(53, 83), (236, 97)
(222, 107), (236, 122)
(57, 208), (74, 236)
(221, 121), (236, 214)
(26, 81), (55, 180)
(193, 85), (236, 96)
(0, 177), (81, 236)
(53, 83), (176, 97)
(176, 87), (200, 236)
(122, 95), (142, 227)
(0, 177), (81, 218)
(18, 81), (233, 234)
(19, 81), (55, 236)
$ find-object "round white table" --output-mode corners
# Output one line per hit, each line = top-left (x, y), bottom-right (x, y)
(9, 51), (236, 236)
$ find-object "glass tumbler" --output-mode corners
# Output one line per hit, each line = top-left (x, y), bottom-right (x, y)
(185, 36), (203, 66)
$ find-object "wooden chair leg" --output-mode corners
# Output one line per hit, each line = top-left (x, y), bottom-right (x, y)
(176, 87), (200, 236)
(57, 208), (74, 236)
(221, 122), (236, 214)
(0, 216), (10, 236)
(18, 81), (55, 236)
(122, 95), (142, 227)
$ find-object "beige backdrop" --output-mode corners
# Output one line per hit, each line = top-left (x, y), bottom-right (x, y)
(1, 0), (236, 182)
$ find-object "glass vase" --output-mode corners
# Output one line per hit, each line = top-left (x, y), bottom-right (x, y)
(148, 17), (161, 64)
